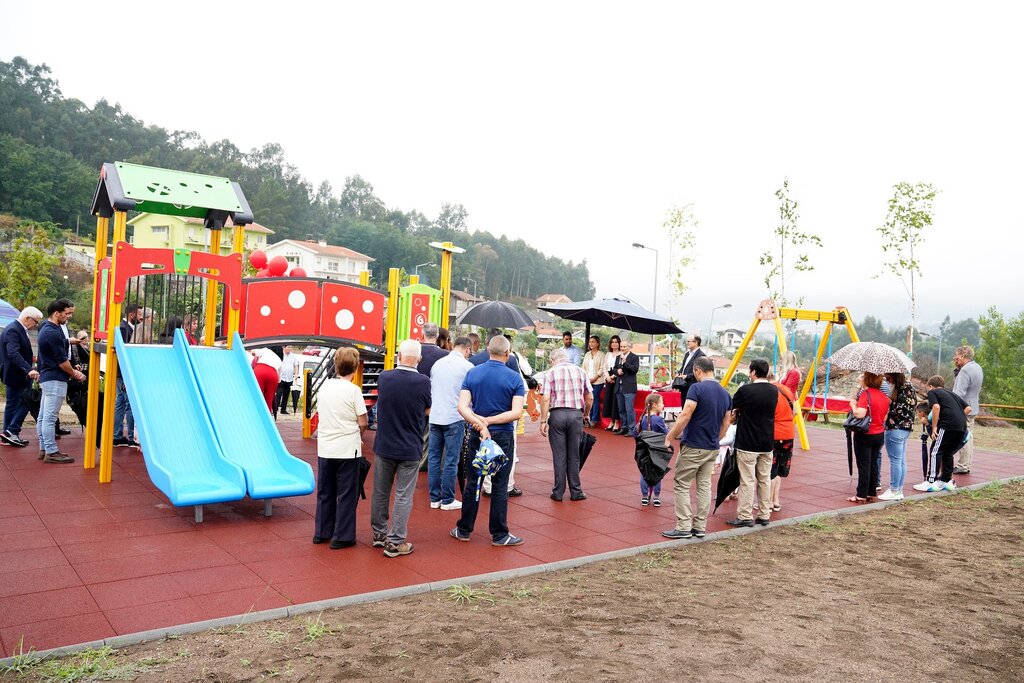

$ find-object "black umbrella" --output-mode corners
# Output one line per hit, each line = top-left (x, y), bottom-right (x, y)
(26, 382), (42, 421)
(66, 377), (89, 427)
(540, 297), (684, 336)
(844, 428), (855, 476)
(579, 432), (597, 470)
(634, 431), (674, 488)
(714, 447), (740, 512)
(456, 301), (535, 330)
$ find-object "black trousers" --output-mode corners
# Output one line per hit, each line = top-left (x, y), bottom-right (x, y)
(928, 429), (965, 483)
(853, 432), (884, 499)
(274, 381), (292, 415)
(314, 458), (361, 543)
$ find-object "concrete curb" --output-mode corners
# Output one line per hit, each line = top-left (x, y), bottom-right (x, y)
(3, 475), (1020, 665)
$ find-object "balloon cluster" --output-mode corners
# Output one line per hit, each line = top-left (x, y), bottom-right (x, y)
(248, 250), (307, 278)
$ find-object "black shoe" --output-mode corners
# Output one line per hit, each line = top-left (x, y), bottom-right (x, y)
(692, 529), (706, 538)
(113, 437), (129, 446)
(662, 528), (692, 539)
(329, 540), (356, 549)
(56, 427), (72, 436)
(726, 519), (754, 528)
(570, 492), (588, 501)
(550, 493), (563, 501)
(126, 439), (140, 448)
(1, 431), (20, 447)
(312, 536), (328, 544)
(614, 428), (628, 436)
(755, 518), (770, 527)
(508, 488), (523, 497)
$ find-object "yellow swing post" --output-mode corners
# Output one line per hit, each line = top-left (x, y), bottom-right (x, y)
(98, 210), (128, 483)
(383, 267), (401, 370)
(203, 228), (222, 346)
(83, 215), (109, 469)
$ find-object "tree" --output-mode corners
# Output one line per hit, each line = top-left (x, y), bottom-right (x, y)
(663, 204), (698, 321)
(435, 203), (469, 233)
(976, 306), (1024, 427)
(0, 226), (61, 308)
(759, 178), (821, 308)
(877, 181), (937, 357)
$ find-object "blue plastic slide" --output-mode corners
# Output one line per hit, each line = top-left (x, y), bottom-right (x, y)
(114, 330), (247, 506)
(183, 332), (315, 499)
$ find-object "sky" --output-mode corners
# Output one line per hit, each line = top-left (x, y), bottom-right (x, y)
(2, 1), (1022, 337)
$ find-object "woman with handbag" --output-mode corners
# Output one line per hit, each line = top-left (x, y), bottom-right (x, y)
(846, 372), (891, 503)
(602, 335), (622, 431)
(314, 347), (368, 549)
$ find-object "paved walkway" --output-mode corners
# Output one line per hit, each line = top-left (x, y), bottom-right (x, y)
(1, 419), (1021, 656)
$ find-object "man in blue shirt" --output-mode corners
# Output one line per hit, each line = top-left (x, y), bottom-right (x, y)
(371, 339), (431, 557)
(561, 331), (581, 366)
(661, 357), (732, 539)
(1, 306), (43, 447)
(451, 335), (526, 546)
(427, 336), (473, 510)
(36, 299), (84, 463)
(469, 331), (521, 373)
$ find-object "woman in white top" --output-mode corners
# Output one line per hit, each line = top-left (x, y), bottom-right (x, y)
(602, 335), (622, 431)
(582, 335), (606, 426)
(314, 347), (368, 549)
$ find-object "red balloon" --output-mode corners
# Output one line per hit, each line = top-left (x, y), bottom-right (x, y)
(249, 249), (268, 270)
(289, 267), (307, 278)
(268, 255), (288, 277)
(255, 268), (271, 278)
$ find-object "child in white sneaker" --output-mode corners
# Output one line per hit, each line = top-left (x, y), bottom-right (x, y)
(636, 393), (668, 507)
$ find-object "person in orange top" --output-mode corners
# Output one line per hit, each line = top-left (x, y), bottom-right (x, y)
(769, 372), (796, 512)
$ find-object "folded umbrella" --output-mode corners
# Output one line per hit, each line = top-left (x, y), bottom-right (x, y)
(634, 431), (673, 488)
(579, 432), (597, 470)
(825, 341), (916, 375)
(714, 447), (740, 512)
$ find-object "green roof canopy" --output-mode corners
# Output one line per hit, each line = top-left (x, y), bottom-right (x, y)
(91, 162), (254, 229)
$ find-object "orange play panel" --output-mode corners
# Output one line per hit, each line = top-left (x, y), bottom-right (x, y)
(1, 422), (1021, 656)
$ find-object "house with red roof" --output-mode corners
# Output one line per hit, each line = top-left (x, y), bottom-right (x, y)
(264, 239), (374, 284)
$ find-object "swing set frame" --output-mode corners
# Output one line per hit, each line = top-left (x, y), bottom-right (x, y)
(718, 299), (860, 451)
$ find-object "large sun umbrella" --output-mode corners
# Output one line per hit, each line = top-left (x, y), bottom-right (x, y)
(714, 447), (740, 512)
(456, 301), (535, 330)
(540, 297), (684, 335)
(824, 341), (916, 374)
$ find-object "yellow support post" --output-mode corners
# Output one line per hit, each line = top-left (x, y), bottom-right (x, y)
(359, 271), (370, 287)
(439, 241), (454, 326)
(384, 267), (401, 370)
(203, 228), (221, 346)
(83, 215), (109, 469)
(796, 321), (834, 417)
(98, 211), (128, 483)
(301, 368), (313, 439)
(409, 275), (420, 285)
(773, 317), (810, 450)
(225, 224), (245, 347)
(719, 318), (762, 387)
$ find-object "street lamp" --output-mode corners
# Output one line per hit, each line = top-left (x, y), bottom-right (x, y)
(413, 261), (435, 278)
(632, 242), (659, 380)
(464, 276), (478, 299)
(920, 330), (944, 371)
(708, 303), (732, 345)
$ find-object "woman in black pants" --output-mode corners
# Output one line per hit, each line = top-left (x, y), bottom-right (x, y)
(847, 372), (891, 503)
(602, 335), (622, 431)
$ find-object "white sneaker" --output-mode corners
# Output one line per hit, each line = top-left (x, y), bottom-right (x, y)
(942, 480), (956, 491)
(926, 481), (945, 492)
(440, 500), (463, 511)
(429, 501), (442, 509)
(912, 481), (932, 492)
(877, 489), (904, 501)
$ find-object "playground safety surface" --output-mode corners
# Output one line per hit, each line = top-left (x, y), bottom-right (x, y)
(1, 420), (1021, 656)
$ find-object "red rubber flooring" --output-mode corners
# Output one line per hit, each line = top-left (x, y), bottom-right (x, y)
(1, 421), (1020, 656)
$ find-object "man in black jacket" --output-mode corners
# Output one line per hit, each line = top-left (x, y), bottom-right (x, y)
(1, 306), (43, 447)
(113, 304), (140, 447)
(613, 340), (641, 435)
(676, 334), (706, 402)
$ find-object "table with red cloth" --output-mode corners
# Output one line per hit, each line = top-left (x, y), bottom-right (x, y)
(597, 388), (682, 427)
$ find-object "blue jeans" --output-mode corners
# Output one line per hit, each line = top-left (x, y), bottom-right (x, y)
(589, 384), (603, 423)
(640, 478), (662, 497)
(37, 380), (68, 455)
(617, 391), (637, 432)
(884, 428), (910, 492)
(2, 384), (29, 435)
(113, 378), (134, 439)
(428, 420), (465, 504)
(457, 430), (514, 542)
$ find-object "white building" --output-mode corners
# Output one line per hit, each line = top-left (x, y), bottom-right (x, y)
(717, 328), (746, 350)
(263, 239), (374, 283)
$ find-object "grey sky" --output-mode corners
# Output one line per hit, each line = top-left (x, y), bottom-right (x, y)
(2, 1), (1021, 336)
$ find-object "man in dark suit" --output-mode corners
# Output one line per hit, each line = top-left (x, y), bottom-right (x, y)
(613, 340), (641, 435)
(1, 306), (43, 447)
(676, 334), (707, 403)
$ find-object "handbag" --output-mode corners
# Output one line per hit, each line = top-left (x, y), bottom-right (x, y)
(671, 376), (687, 391)
(843, 389), (872, 433)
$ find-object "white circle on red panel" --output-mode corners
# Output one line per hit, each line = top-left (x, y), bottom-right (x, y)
(288, 291), (306, 309)
(336, 309), (354, 330)
(362, 300), (374, 313)
(421, 305), (427, 312)
(260, 305), (271, 316)
(331, 296), (338, 304)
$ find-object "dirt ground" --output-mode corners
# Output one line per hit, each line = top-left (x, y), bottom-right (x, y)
(4, 482), (1023, 682)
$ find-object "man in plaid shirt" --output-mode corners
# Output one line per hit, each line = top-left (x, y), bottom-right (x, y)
(539, 348), (593, 501)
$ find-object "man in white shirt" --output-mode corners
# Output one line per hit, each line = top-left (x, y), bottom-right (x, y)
(275, 346), (299, 417)
(427, 336), (473, 510)
(561, 331), (581, 366)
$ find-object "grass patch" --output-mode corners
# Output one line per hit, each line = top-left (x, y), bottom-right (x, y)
(446, 584), (497, 605)
(957, 481), (1004, 500)
(798, 516), (838, 532)
(302, 614), (334, 643)
(266, 629), (289, 644)
(15, 645), (160, 682)
(0, 637), (41, 676)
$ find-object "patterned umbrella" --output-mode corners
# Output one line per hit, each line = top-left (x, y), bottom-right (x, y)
(472, 438), (509, 501)
(824, 341), (916, 374)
